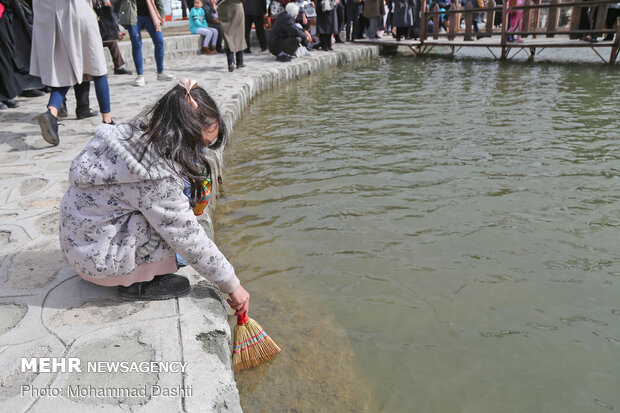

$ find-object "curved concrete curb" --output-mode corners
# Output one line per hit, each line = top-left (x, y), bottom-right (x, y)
(0, 40), (379, 412)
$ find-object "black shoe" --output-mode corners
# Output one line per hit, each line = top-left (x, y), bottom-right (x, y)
(76, 108), (99, 120)
(58, 100), (68, 118)
(118, 274), (191, 301)
(2, 99), (19, 108)
(228, 62), (235, 72)
(0, 101), (7, 110)
(276, 53), (293, 62)
(114, 66), (133, 75)
(37, 110), (59, 146)
(243, 48), (252, 53)
(237, 62), (246, 69)
(102, 120), (116, 125)
(260, 47), (267, 52)
(20, 88), (45, 98)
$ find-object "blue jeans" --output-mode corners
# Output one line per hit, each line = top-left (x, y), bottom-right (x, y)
(124, 16), (165, 75)
(47, 75), (111, 114)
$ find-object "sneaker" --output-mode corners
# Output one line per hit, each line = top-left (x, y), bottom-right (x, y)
(37, 110), (59, 146)
(118, 273), (191, 301)
(134, 75), (145, 86)
(157, 71), (174, 81)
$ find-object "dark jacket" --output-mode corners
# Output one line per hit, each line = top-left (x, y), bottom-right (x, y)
(243, 0), (265, 15)
(316, 0), (338, 34)
(268, 12), (306, 45)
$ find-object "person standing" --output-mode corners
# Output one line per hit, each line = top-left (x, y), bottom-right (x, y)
(118, 0), (174, 86)
(392, 0), (413, 40)
(218, 0), (247, 71)
(316, 0), (339, 50)
(30, 0), (113, 146)
(343, 0), (360, 41)
(243, 0), (267, 52)
(362, 0), (384, 39)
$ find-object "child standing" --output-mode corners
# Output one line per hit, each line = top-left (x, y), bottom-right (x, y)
(507, 0), (524, 42)
(59, 79), (249, 317)
(190, 0), (219, 54)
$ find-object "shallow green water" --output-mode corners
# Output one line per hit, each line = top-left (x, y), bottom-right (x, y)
(215, 55), (620, 412)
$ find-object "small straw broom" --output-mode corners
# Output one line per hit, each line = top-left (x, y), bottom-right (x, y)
(232, 312), (281, 371)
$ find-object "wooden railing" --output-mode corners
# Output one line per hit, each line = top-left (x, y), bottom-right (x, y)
(420, 0), (619, 42)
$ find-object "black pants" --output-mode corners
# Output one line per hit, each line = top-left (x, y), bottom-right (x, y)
(245, 14), (267, 50)
(269, 37), (301, 56)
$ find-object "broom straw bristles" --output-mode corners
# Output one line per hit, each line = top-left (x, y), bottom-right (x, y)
(233, 317), (281, 372)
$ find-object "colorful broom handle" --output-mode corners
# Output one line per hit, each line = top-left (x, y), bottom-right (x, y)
(237, 312), (249, 326)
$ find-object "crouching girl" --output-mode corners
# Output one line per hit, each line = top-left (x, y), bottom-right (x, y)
(59, 79), (249, 316)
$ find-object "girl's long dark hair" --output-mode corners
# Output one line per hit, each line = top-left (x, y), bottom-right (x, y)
(134, 84), (226, 207)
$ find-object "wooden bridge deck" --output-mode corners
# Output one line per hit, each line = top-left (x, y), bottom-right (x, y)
(354, 0), (619, 63)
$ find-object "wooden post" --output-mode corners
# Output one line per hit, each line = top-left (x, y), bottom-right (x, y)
(448, 2), (459, 40)
(521, 0), (531, 38)
(546, 0), (559, 38)
(570, 0), (583, 36)
(465, 2), (474, 40)
(485, 0), (495, 37)
(611, 17), (620, 64)
(532, 0), (541, 38)
(501, 0), (509, 58)
(594, 4), (609, 37)
(421, 0), (427, 42)
(433, 4), (440, 39)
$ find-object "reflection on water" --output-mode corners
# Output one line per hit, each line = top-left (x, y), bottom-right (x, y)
(214, 55), (620, 412)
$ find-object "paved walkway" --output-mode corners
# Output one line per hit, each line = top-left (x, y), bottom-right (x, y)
(0, 41), (378, 412)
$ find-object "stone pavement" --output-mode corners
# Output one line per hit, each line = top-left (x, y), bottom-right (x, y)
(0, 37), (378, 412)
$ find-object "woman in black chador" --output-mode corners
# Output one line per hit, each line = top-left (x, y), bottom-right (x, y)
(316, 0), (339, 50)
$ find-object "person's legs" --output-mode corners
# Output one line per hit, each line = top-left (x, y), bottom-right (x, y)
(123, 24), (144, 75)
(226, 49), (235, 71)
(106, 41), (125, 69)
(139, 15), (165, 73)
(253, 15), (267, 50)
(208, 28), (219, 46)
(244, 14), (253, 51)
(47, 87), (70, 114)
(235, 50), (245, 68)
(92, 75), (111, 122)
(196, 27), (214, 48)
(73, 80), (97, 119)
(39, 86), (69, 145)
(282, 37), (301, 55)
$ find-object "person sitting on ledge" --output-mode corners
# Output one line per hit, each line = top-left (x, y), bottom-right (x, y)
(268, 2), (312, 62)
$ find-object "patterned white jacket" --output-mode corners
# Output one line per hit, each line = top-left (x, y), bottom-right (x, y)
(59, 123), (240, 294)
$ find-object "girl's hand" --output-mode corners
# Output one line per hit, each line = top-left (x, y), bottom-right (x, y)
(227, 285), (250, 316)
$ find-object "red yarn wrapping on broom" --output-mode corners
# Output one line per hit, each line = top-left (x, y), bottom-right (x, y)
(237, 313), (249, 325)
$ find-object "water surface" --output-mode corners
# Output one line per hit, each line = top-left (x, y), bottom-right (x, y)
(214, 53), (620, 412)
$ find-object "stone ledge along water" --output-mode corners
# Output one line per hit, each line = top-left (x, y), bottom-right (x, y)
(0, 38), (379, 412)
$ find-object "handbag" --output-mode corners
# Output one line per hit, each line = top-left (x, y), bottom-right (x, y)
(93, 2), (119, 43)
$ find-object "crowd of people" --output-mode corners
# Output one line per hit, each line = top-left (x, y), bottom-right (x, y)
(1, 0), (618, 141)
